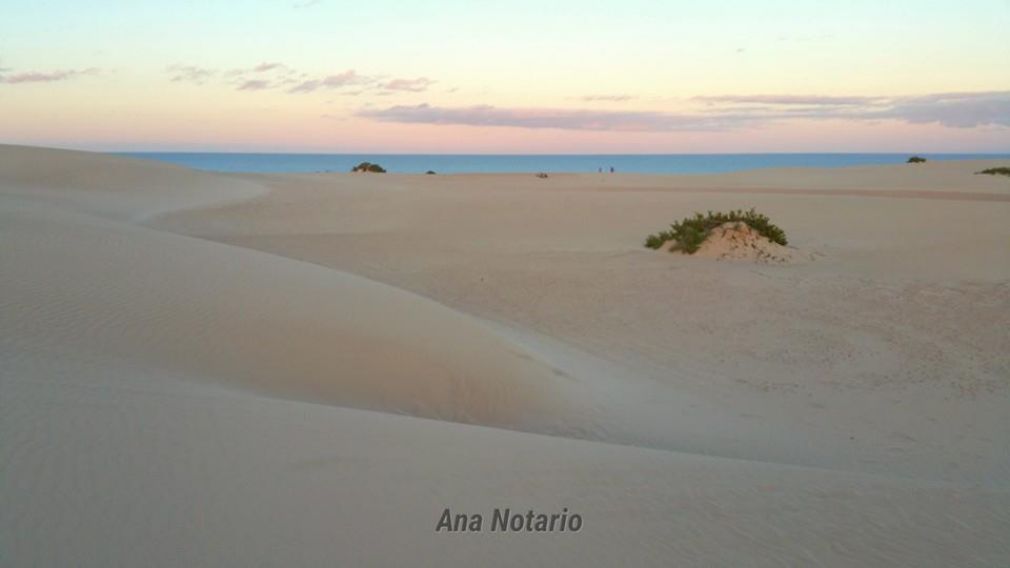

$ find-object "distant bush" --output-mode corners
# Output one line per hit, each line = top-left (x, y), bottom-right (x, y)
(645, 208), (787, 254)
(426, 170), (436, 175)
(976, 167), (1010, 177)
(351, 161), (386, 173)
(907, 156), (927, 163)
(535, 172), (549, 178)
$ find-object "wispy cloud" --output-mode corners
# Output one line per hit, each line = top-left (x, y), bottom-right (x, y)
(358, 92), (1010, 131)
(293, 0), (322, 8)
(168, 61), (308, 91)
(166, 61), (444, 96)
(357, 104), (752, 131)
(252, 62), (285, 73)
(578, 94), (635, 102)
(166, 64), (215, 84)
(877, 91), (1010, 128)
(237, 79), (272, 91)
(695, 94), (882, 106)
(381, 77), (435, 92)
(0, 67), (100, 84)
(289, 70), (369, 93)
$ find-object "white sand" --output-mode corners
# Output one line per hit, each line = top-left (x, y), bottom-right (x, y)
(2, 145), (1008, 566)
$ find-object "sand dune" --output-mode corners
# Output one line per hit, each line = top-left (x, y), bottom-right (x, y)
(2, 145), (1008, 566)
(0, 144), (264, 221)
(0, 199), (607, 438)
(155, 157), (1010, 485)
(665, 221), (800, 262)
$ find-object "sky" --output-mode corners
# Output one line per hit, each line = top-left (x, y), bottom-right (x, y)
(1, 0), (1008, 153)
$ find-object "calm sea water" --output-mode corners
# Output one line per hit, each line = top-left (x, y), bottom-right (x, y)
(118, 153), (1010, 175)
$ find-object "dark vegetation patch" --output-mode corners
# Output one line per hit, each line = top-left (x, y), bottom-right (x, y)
(352, 162), (386, 173)
(645, 209), (788, 254)
(976, 167), (1010, 177)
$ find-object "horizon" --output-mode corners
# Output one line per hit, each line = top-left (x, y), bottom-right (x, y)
(2, 0), (1009, 153)
(117, 150), (1010, 156)
(106, 149), (1010, 175)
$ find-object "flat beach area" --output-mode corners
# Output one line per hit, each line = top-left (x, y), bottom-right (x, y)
(2, 145), (1008, 566)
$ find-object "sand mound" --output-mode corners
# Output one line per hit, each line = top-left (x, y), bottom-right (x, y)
(684, 221), (796, 262)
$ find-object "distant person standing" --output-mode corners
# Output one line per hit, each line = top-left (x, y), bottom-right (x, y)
(610, 166), (615, 173)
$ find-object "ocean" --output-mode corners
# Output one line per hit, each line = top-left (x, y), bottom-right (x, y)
(117, 153), (1010, 175)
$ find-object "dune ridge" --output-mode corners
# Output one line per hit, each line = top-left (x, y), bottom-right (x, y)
(0, 144), (266, 222)
(1, 197), (607, 441)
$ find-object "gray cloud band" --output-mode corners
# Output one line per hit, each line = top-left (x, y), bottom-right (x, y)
(0, 67), (100, 84)
(358, 93), (1010, 131)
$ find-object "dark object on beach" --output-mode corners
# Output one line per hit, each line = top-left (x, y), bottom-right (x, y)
(976, 167), (1010, 177)
(426, 170), (436, 175)
(351, 161), (386, 173)
(645, 208), (787, 254)
(907, 156), (927, 163)
(535, 172), (549, 178)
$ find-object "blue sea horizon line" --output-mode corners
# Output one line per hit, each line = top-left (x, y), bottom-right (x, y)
(116, 151), (1010, 175)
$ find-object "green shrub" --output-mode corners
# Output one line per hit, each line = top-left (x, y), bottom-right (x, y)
(644, 232), (672, 249)
(907, 156), (927, 163)
(351, 161), (386, 173)
(644, 208), (787, 254)
(976, 167), (1010, 177)
(426, 170), (436, 175)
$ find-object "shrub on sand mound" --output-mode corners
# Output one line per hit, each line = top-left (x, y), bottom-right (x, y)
(645, 208), (787, 254)
(976, 167), (1010, 177)
(907, 156), (927, 163)
(351, 161), (386, 173)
